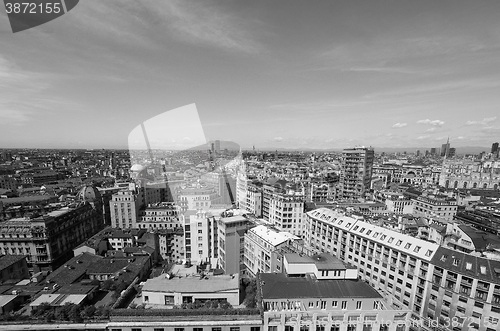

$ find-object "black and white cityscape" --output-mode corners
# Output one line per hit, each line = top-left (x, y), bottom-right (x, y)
(1, 1), (500, 331)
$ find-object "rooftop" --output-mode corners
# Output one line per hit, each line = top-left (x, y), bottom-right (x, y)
(0, 255), (26, 271)
(259, 273), (382, 300)
(250, 225), (298, 246)
(142, 273), (239, 294)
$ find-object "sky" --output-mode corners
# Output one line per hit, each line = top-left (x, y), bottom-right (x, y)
(1, 0), (500, 150)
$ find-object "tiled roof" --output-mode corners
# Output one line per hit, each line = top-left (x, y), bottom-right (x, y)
(0, 255), (26, 271)
(431, 246), (500, 284)
(44, 253), (102, 285)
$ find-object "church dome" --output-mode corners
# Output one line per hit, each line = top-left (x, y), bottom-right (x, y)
(77, 185), (102, 202)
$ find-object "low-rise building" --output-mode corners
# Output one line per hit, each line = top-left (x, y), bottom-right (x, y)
(0, 255), (29, 283)
(258, 253), (410, 331)
(141, 273), (240, 307)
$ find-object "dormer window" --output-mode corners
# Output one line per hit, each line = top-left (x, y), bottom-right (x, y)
(453, 258), (459, 266)
(441, 255), (448, 262)
(465, 262), (472, 270)
(396, 240), (402, 246)
(404, 243), (411, 249)
(425, 250), (433, 257)
(414, 246), (421, 253)
(354, 226), (359, 231)
(366, 230), (372, 235)
(381, 235), (387, 240)
(480, 266), (487, 274)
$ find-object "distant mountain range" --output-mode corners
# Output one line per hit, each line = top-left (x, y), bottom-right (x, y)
(244, 146), (492, 155)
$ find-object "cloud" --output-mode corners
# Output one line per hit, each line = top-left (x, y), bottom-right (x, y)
(392, 122), (407, 128)
(273, 137), (283, 142)
(416, 135), (430, 140)
(0, 56), (77, 126)
(417, 119), (444, 126)
(158, 1), (260, 53)
(465, 117), (497, 125)
(425, 127), (437, 133)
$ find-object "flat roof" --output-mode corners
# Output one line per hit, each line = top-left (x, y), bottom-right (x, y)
(250, 225), (298, 246)
(142, 273), (239, 294)
(259, 273), (382, 300)
(30, 293), (87, 307)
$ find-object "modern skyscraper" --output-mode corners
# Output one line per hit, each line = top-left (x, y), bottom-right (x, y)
(215, 140), (221, 154)
(441, 138), (450, 157)
(492, 142), (499, 154)
(340, 147), (374, 199)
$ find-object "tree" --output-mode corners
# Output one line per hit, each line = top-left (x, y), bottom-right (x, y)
(80, 305), (96, 319)
(69, 304), (83, 323)
(244, 279), (257, 308)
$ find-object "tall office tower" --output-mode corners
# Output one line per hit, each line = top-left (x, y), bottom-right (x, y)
(340, 147), (374, 199)
(430, 148), (437, 155)
(215, 140), (221, 154)
(441, 138), (450, 157)
(492, 142), (499, 154)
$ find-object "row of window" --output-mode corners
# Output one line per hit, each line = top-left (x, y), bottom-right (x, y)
(114, 327), (259, 331)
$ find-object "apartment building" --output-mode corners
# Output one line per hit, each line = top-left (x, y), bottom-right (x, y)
(340, 147), (374, 199)
(0, 202), (104, 271)
(268, 192), (305, 237)
(217, 209), (254, 274)
(110, 189), (142, 229)
(243, 224), (298, 277)
(412, 194), (457, 221)
(137, 202), (182, 230)
(179, 187), (220, 212)
(184, 209), (219, 266)
(245, 181), (263, 217)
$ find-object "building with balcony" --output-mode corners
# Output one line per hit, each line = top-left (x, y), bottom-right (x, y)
(141, 272), (240, 307)
(243, 224), (298, 277)
(137, 202), (182, 230)
(340, 147), (374, 199)
(0, 201), (103, 272)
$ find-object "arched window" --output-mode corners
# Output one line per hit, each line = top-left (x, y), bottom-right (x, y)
(494, 184), (498, 190)
(483, 183), (488, 189)
(463, 182), (468, 189)
(454, 181), (458, 188)
(445, 180), (449, 188)
(473, 182), (477, 188)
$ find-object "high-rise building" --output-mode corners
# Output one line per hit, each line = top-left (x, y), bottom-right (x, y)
(492, 142), (499, 154)
(217, 209), (254, 274)
(110, 189), (142, 228)
(441, 138), (450, 157)
(215, 140), (221, 154)
(340, 147), (374, 199)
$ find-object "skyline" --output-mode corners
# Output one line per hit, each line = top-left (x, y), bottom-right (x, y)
(1, 1), (500, 149)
